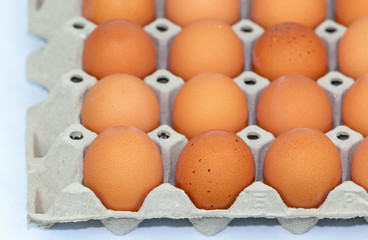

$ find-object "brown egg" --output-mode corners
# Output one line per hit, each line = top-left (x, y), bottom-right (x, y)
(83, 126), (163, 211)
(351, 137), (368, 191)
(82, 19), (156, 79)
(175, 130), (255, 210)
(81, 74), (160, 134)
(166, 0), (239, 27)
(172, 72), (248, 140)
(257, 75), (333, 137)
(251, 0), (326, 29)
(336, 0), (368, 26)
(82, 0), (155, 26)
(169, 19), (244, 81)
(342, 74), (368, 136)
(264, 128), (342, 208)
(252, 22), (328, 81)
(338, 17), (368, 80)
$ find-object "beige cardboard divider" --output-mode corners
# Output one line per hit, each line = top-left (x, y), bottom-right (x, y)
(27, 122), (368, 236)
(26, 15), (264, 91)
(26, 0), (368, 235)
(28, 0), (256, 41)
(26, 68), (368, 235)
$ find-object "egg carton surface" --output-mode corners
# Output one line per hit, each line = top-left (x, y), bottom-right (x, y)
(26, 2), (347, 91)
(28, 0), (258, 41)
(26, 68), (367, 236)
(27, 0), (365, 235)
(28, 0), (339, 41)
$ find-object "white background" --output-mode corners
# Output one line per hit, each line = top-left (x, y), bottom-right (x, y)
(1, 1), (368, 239)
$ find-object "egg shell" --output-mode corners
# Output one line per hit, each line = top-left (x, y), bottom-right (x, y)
(175, 130), (255, 210)
(342, 74), (368, 137)
(82, 0), (155, 26)
(81, 74), (160, 134)
(335, 0), (368, 26)
(338, 16), (368, 80)
(169, 19), (244, 81)
(252, 22), (328, 81)
(172, 72), (248, 140)
(351, 137), (368, 192)
(257, 75), (333, 137)
(82, 19), (157, 79)
(264, 128), (342, 208)
(166, 0), (240, 27)
(251, 0), (326, 29)
(83, 125), (163, 211)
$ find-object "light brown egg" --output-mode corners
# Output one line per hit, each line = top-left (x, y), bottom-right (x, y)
(336, 0), (368, 26)
(82, 19), (156, 79)
(175, 130), (255, 210)
(342, 74), (368, 136)
(169, 19), (244, 81)
(251, 0), (326, 29)
(264, 128), (342, 208)
(172, 72), (248, 140)
(166, 0), (239, 27)
(82, 0), (155, 26)
(83, 126), (163, 211)
(252, 22), (328, 81)
(351, 137), (368, 191)
(81, 74), (160, 134)
(338, 17), (368, 80)
(257, 75), (333, 137)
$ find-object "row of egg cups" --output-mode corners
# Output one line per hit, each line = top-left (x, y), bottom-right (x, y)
(27, 69), (366, 236)
(26, 14), (346, 92)
(28, 0), (338, 41)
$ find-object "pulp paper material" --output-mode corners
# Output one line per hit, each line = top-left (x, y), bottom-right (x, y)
(26, 0), (368, 236)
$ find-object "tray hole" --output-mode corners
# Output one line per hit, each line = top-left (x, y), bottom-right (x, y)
(70, 131), (84, 140)
(241, 26), (253, 33)
(337, 131), (350, 141)
(247, 132), (260, 140)
(244, 78), (257, 85)
(157, 76), (169, 84)
(325, 26), (337, 34)
(158, 131), (170, 139)
(73, 22), (85, 29)
(156, 24), (168, 32)
(36, 0), (45, 10)
(70, 75), (83, 83)
(330, 78), (343, 86)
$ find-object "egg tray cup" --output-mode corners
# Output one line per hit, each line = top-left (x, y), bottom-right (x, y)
(27, 67), (368, 236)
(26, 0), (367, 236)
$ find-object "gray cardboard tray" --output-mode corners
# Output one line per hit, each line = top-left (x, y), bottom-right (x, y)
(26, 0), (368, 236)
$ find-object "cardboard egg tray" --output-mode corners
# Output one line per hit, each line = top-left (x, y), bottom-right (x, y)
(26, 0), (368, 236)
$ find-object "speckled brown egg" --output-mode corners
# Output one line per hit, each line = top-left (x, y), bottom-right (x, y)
(251, 0), (326, 29)
(172, 72), (248, 140)
(166, 0), (240, 27)
(252, 22), (328, 81)
(264, 128), (342, 208)
(83, 126), (163, 211)
(169, 19), (244, 81)
(81, 74), (160, 134)
(351, 137), (368, 192)
(175, 129), (255, 210)
(336, 0), (368, 26)
(257, 75), (333, 137)
(338, 16), (368, 80)
(82, 0), (155, 26)
(82, 19), (156, 79)
(342, 74), (368, 136)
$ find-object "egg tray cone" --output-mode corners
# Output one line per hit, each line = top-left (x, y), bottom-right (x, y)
(26, 0), (368, 236)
